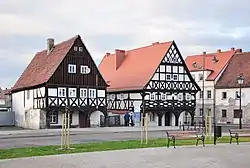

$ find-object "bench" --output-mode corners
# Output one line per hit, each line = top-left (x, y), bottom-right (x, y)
(229, 128), (250, 144)
(166, 129), (205, 148)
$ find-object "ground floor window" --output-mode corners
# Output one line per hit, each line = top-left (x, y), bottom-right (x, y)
(49, 111), (58, 124)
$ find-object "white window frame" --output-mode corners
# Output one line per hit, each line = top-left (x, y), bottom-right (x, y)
(119, 93), (124, 100)
(69, 88), (77, 98)
(74, 46), (78, 51)
(26, 90), (30, 100)
(186, 94), (191, 101)
(79, 47), (83, 52)
(80, 88), (87, 98)
(173, 74), (178, 80)
(49, 111), (58, 124)
(166, 74), (171, 80)
(80, 65), (91, 74)
(89, 89), (96, 98)
(68, 64), (76, 73)
(161, 93), (166, 100)
(58, 87), (66, 97)
(177, 94), (183, 101)
(149, 93), (156, 100)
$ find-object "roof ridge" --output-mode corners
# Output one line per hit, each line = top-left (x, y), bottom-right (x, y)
(37, 35), (79, 54)
(106, 41), (173, 55)
(187, 50), (234, 57)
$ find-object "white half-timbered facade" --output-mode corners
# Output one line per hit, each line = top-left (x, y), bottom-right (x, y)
(99, 41), (200, 127)
(11, 35), (108, 129)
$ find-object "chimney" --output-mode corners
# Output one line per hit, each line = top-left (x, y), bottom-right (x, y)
(217, 49), (221, 53)
(152, 42), (160, 45)
(203, 51), (206, 55)
(115, 49), (125, 70)
(236, 48), (242, 53)
(47, 38), (55, 55)
(231, 47), (235, 51)
(106, 53), (110, 56)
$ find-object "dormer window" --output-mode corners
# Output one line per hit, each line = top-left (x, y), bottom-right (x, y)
(68, 64), (76, 73)
(74, 46), (78, 51)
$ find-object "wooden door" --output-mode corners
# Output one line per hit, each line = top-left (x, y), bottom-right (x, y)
(79, 112), (88, 128)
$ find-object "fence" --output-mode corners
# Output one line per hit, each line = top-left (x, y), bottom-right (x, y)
(0, 111), (15, 126)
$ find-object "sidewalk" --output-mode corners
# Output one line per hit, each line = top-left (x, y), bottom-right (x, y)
(0, 126), (178, 139)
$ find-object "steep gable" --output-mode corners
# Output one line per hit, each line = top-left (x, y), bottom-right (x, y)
(47, 37), (107, 88)
(12, 35), (79, 92)
(215, 52), (250, 89)
(98, 41), (173, 92)
(145, 42), (200, 92)
(185, 49), (237, 81)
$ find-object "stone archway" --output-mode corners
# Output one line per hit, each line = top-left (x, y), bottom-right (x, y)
(88, 109), (108, 127)
(177, 110), (195, 126)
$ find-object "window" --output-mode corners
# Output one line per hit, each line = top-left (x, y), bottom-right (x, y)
(89, 89), (96, 98)
(166, 74), (171, 80)
(222, 92), (227, 99)
(161, 93), (166, 100)
(199, 91), (203, 99)
(177, 94), (183, 101)
(69, 88), (77, 97)
(149, 93), (156, 100)
(221, 109), (227, 118)
(68, 64), (76, 73)
(79, 47), (83, 52)
(235, 91), (241, 99)
(119, 93), (124, 100)
(186, 94), (191, 101)
(58, 88), (66, 97)
(199, 74), (203, 80)
(173, 74), (178, 80)
(234, 109), (241, 118)
(80, 88), (87, 98)
(149, 113), (155, 122)
(199, 108), (203, 116)
(74, 46), (78, 51)
(27, 90), (30, 100)
(207, 108), (211, 116)
(207, 90), (211, 99)
(80, 65), (91, 74)
(49, 111), (58, 124)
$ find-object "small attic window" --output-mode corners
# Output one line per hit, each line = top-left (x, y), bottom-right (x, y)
(74, 46), (78, 51)
(79, 47), (83, 52)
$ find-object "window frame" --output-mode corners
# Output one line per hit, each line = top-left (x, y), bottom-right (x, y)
(68, 64), (76, 73)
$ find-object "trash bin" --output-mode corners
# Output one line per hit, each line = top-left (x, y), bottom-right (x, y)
(215, 126), (222, 137)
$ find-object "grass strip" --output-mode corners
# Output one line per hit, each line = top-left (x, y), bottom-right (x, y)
(1, 136), (250, 160)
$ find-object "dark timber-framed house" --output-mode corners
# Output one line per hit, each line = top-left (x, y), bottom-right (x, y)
(99, 41), (200, 126)
(11, 35), (108, 129)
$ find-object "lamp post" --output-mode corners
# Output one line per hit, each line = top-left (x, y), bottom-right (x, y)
(237, 74), (244, 129)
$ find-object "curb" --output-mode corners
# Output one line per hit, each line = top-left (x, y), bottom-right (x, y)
(0, 129), (167, 139)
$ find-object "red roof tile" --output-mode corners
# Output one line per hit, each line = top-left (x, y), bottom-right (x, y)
(12, 35), (79, 92)
(98, 41), (173, 92)
(185, 50), (236, 81)
(215, 52), (250, 88)
(0, 88), (10, 99)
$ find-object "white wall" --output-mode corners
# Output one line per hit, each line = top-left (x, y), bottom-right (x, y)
(12, 91), (25, 127)
(90, 111), (104, 127)
(50, 111), (79, 126)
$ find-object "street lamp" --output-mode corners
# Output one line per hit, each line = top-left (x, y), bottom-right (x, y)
(237, 73), (244, 129)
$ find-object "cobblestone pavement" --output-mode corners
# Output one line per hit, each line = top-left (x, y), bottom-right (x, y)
(1, 143), (250, 168)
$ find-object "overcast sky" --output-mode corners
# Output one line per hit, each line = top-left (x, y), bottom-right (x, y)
(0, 0), (250, 88)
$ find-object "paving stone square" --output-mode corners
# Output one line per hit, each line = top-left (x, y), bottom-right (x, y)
(1, 143), (250, 168)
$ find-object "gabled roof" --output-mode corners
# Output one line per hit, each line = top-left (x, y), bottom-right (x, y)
(185, 49), (237, 81)
(0, 88), (10, 99)
(98, 41), (173, 92)
(215, 52), (250, 89)
(12, 35), (79, 92)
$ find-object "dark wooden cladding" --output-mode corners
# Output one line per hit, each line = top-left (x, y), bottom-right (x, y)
(48, 37), (107, 88)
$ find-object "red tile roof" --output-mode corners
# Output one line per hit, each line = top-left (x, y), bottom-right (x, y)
(0, 88), (10, 99)
(185, 49), (237, 81)
(98, 41), (173, 92)
(12, 35), (79, 92)
(215, 52), (250, 89)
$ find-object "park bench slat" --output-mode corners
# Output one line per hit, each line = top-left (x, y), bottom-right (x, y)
(229, 128), (250, 145)
(166, 129), (205, 148)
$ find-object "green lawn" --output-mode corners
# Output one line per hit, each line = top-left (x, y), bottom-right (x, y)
(1, 136), (250, 160)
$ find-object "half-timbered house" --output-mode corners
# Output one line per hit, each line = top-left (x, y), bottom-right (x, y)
(11, 35), (108, 129)
(99, 41), (200, 126)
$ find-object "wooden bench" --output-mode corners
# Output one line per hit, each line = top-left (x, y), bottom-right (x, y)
(229, 128), (250, 144)
(166, 129), (205, 148)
